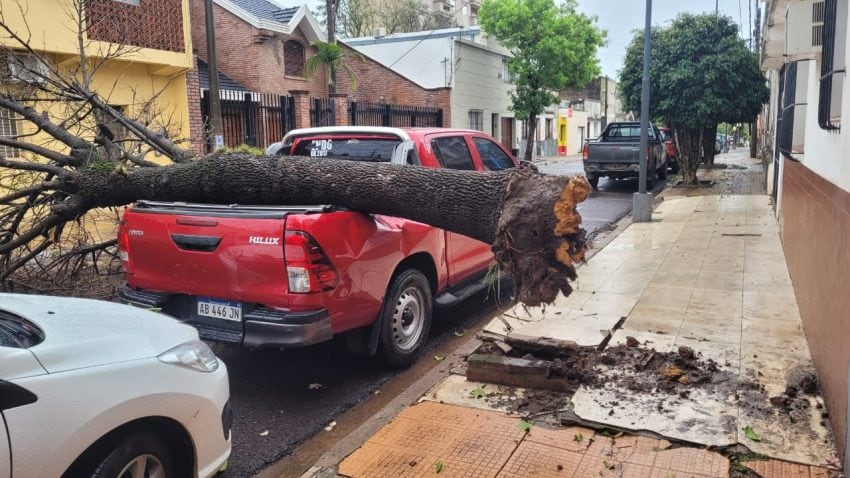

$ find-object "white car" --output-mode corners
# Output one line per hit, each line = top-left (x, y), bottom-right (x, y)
(0, 293), (231, 478)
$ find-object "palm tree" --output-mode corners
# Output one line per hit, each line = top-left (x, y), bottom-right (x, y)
(304, 41), (361, 96)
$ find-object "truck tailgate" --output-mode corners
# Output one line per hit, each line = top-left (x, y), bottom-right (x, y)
(122, 202), (333, 309)
(587, 142), (641, 163)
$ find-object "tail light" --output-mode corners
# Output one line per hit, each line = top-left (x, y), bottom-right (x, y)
(117, 219), (134, 275)
(284, 231), (339, 293)
(582, 143), (589, 160)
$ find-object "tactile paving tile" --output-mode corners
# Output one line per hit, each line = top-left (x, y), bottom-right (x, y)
(369, 416), (462, 456)
(465, 409), (528, 441)
(399, 401), (479, 429)
(499, 441), (584, 478)
(524, 426), (595, 453)
(613, 435), (667, 467)
(338, 441), (435, 478)
(746, 459), (835, 478)
(441, 429), (518, 471)
(652, 447), (729, 477)
(573, 436), (621, 477)
(420, 458), (501, 478)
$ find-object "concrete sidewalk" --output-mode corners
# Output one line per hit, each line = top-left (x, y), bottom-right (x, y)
(317, 155), (841, 478)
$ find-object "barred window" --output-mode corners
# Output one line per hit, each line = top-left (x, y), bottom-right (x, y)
(0, 108), (19, 157)
(818, 0), (847, 130)
(284, 40), (305, 78)
(468, 110), (483, 131)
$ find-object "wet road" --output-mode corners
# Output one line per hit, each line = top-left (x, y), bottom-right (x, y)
(220, 157), (646, 477)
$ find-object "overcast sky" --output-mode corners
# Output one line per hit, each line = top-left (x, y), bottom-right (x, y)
(295, 0), (758, 78)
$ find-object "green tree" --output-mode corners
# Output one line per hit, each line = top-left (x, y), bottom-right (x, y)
(480, 0), (605, 162)
(619, 14), (768, 184)
(304, 41), (361, 96)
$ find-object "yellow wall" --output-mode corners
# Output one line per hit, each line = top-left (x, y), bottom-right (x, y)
(0, 0), (193, 70)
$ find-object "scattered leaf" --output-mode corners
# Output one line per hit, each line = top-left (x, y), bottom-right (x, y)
(661, 365), (684, 379)
(518, 419), (532, 432)
(600, 429), (612, 437)
(603, 460), (615, 470)
(259, 430), (269, 436)
(308, 382), (323, 390)
(470, 386), (486, 399)
(454, 329), (466, 337)
(742, 426), (762, 442)
(408, 460), (417, 467)
(324, 421), (337, 432)
(574, 432), (584, 443)
(146, 307), (162, 313)
(434, 355), (445, 362)
(434, 460), (444, 473)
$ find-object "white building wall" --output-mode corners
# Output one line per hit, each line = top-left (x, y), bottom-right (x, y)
(801, 59), (850, 192)
(450, 41), (515, 138)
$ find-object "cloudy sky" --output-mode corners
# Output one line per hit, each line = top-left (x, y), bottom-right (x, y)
(296, 0), (758, 78)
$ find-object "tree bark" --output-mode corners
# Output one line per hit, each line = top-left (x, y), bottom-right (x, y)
(326, 0), (337, 96)
(702, 125), (717, 165)
(676, 127), (701, 185)
(523, 114), (537, 163)
(749, 121), (757, 158)
(65, 154), (590, 306)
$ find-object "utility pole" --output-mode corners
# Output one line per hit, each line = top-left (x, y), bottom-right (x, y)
(634, 0), (653, 222)
(750, 3), (761, 159)
(716, 0), (719, 15)
(204, 0), (223, 152)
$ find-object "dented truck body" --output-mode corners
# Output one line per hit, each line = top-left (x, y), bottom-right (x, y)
(118, 127), (518, 360)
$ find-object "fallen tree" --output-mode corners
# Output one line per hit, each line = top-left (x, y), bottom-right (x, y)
(7, 152), (590, 306)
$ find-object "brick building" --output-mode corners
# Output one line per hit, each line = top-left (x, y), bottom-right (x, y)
(187, 0), (450, 152)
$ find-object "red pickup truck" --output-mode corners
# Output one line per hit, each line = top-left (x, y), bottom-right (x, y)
(118, 126), (518, 366)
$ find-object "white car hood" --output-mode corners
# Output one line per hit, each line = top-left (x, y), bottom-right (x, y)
(0, 294), (198, 373)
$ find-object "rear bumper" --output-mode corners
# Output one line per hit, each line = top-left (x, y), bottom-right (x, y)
(584, 163), (640, 177)
(118, 286), (333, 349)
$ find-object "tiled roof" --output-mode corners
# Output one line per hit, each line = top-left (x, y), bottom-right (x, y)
(198, 59), (248, 92)
(228, 0), (299, 24)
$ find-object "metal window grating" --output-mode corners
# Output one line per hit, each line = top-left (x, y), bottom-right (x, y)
(0, 107), (19, 158)
(818, 0), (845, 131)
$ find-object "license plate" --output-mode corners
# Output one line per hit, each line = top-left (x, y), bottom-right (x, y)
(197, 297), (242, 322)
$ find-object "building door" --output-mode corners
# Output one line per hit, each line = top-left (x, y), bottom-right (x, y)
(491, 113), (499, 138)
(578, 126), (585, 154)
(500, 117), (514, 150)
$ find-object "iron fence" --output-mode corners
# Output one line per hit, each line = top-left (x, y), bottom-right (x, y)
(310, 97), (336, 127)
(201, 90), (295, 153)
(349, 101), (443, 128)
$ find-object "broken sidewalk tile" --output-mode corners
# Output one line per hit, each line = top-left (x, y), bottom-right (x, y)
(421, 374), (532, 414)
(507, 312), (622, 349)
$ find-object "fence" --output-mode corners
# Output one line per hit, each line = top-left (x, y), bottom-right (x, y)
(349, 101), (443, 128)
(310, 97), (336, 127)
(201, 90), (295, 153)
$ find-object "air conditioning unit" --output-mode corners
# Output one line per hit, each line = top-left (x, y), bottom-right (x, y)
(373, 27), (387, 37)
(785, 1), (823, 59)
(4, 53), (49, 85)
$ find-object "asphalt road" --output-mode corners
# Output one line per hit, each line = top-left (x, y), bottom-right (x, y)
(219, 157), (647, 477)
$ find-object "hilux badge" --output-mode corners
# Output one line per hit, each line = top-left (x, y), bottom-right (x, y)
(249, 236), (280, 245)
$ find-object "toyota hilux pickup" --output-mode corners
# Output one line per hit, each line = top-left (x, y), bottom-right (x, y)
(118, 126), (518, 366)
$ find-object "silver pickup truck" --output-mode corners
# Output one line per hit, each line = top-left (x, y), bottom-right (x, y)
(583, 121), (667, 189)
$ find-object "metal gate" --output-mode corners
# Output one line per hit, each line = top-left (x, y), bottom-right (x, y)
(310, 97), (336, 127)
(201, 90), (295, 153)
(349, 101), (443, 127)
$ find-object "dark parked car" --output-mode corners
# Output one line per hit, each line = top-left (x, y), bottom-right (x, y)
(582, 122), (667, 189)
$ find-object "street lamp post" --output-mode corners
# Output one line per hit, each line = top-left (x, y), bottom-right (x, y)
(633, 0), (653, 222)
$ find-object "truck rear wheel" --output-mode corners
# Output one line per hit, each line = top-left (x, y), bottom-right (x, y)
(588, 176), (599, 189)
(378, 269), (433, 367)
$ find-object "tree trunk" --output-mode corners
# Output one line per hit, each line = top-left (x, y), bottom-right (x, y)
(523, 114), (537, 163)
(676, 127), (702, 185)
(749, 121), (758, 158)
(66, 155), (591, 306)
(326, 0), (337, 95)
(702, 125), (717, 165)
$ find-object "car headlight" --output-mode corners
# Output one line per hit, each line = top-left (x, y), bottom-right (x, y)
(158, 340), (220, 373)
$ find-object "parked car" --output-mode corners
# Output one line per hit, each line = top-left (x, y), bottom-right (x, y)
(658, 127), (679, 173)
(582, 121), (667, 189)
(716, 133), (730, 154)
(0, 293), (231, 478)
(118, 126), (518, 366)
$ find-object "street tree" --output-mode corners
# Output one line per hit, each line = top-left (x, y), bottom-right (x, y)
(0, 2), (590, 306)
(479, 0), (605, 162)
(619, 14), (768, 184)
(317, 0), (455, 38)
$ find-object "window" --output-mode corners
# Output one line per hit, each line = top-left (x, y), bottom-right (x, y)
(818, 0), (846, 130)
(114, 0), (140, 5)
(0, 108), (18, 157)
(501, 59), (516, 83)
(473, 137), (514, 171)
(290, 137), (401, 162)
(468, 110), (483, 131)
(431, 136), (475, 170)
(545, 118), (553, 139)
(284, 40), (306, 78)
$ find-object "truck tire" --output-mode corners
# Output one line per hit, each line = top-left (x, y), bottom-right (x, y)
(588, 176), (599, 189)
(658, 162), (668, 180)
(670, 160), (679, 174)
(378, 268), (433, 367)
